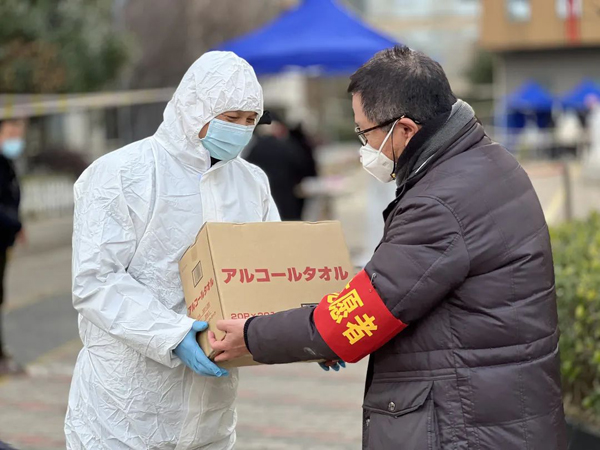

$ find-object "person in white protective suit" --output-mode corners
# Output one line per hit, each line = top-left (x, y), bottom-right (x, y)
(64, 51), (279, 449)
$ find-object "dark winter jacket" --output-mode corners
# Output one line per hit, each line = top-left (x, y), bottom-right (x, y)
(245, 117), (567, 449)
(246, 135), (316, 220)
(0, 155), (21, 250)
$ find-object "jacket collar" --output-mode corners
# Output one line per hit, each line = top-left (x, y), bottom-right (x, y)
(383, 119), (488, 221)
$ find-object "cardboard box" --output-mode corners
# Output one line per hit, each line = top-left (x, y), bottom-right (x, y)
(179, 221), (354, 368)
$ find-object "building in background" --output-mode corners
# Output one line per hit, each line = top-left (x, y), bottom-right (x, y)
(481, 0), (600, 98)
(361, 0), (481, 93)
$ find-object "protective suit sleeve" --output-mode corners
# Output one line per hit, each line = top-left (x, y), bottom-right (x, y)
(261, 172), (281, 222)
(71, 165), (196, 367)
(264, 194), (280, 222)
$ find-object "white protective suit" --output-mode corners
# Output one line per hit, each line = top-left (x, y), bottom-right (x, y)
(65, 52), (279, 449)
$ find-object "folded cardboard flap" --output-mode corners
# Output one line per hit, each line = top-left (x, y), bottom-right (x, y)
(179, 221), (353, 368)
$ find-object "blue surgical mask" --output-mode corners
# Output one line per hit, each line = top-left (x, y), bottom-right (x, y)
(200, 119), (254, 161)
(2, 138), (24, 160)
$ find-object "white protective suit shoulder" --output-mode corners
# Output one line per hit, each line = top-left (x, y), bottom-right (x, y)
(65, 51), (279, 450)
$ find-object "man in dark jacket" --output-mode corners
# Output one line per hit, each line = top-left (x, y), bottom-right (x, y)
(210, 46), (567, 449)
(246, 114), (317, 220)
(0, 119), (26, 375)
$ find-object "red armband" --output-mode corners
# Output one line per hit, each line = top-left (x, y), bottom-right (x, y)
(313, 270), (407, 363)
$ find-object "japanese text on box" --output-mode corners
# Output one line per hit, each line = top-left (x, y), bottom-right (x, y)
(221, 266), (349, 284)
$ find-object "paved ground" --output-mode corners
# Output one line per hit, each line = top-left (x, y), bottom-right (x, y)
(0, 183), (369, 450)
(1, 337), (367, 450)
(0, 159), (598, 449)
(525, 162), (600, 226)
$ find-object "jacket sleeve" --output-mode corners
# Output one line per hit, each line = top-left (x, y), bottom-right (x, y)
(71, 166), (195, 368)
(246, 195), (470, 364)
(245, 306), (338, 364)
(364, 196), (470, 323)
(0, 206), (21, 234)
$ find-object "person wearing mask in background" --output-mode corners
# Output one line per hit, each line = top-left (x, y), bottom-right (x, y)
(0, 119), (26, 376)
(65, 51), (279, 449)
(245, 112), (316, 220)
(210, 46), (567, 449)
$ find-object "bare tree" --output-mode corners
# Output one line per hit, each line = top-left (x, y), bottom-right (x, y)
(121, 0), (294, 140)
(124, 0), (291, 89)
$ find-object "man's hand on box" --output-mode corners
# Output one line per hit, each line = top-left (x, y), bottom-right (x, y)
(208, 319), (249, 362)
(319, 360), (346, 372)
(174, 321), (229, 377)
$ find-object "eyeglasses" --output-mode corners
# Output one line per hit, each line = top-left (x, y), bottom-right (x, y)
(354, 115), (420, 146)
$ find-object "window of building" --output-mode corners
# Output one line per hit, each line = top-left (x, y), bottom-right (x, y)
(389, 0), (432, 18)
(383, 0), (479, 17)
(556, 0), (582, 19)
(451, 0), (480, 17)
(506, 0), (531, 21)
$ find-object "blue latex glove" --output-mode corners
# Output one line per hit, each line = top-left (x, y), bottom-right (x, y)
(319, 360), (346, 372)
(174, 321), (228, 377)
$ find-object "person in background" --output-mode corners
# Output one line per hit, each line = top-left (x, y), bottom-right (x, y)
(65, 51), (279, 449)
(288, 122), (318, 216)
(245, 112), (316, 220)
(0, 118), (26, 376)
(211, 46), (567, 450)
(0, 439), (17, 450)
(585, 94), (600, 174)
(289, 123), (317, 168)
(554, 109), (582, 159)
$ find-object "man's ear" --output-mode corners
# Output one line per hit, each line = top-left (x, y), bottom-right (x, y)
(397, 118), (420, 146)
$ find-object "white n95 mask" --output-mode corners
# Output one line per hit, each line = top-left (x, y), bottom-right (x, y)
(359, 121), (398, 183)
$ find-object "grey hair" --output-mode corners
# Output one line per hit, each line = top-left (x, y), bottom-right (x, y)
(348, 45), (456, 130)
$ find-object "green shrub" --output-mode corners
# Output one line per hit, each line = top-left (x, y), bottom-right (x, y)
(552, 212), (600, 424)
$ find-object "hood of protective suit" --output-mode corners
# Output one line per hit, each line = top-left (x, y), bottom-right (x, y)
(155, 51), (263, 171)
(66, 51), (278, 449)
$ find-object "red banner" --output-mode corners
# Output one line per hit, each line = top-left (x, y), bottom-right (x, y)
(313, 270), (407, 363)
(566, 0), (580, 44)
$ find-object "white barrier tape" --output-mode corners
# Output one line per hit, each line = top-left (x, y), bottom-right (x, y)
(0, 88), (175, 120)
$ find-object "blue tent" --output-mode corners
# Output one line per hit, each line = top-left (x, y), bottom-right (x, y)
(217, 0), (398, 75)
(506, 81), (555, 113)
(496, 81), (555, 136)
(561, 79), (600, 110)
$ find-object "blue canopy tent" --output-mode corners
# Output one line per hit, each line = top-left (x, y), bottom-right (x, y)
(561, 79), (600, 110)
(506, 81), (555, 114)
(218, 0), (399, 249)
(494, 81), (556, 152)
(217, 0), (398, 75)
(500, 81), (555, 130)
